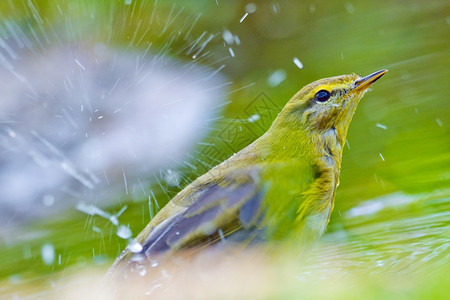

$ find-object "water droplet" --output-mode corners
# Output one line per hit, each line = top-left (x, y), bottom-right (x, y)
(229, 47), (235, 57)
(247, 114), (260, 123)
(376, 123), (387, 130)
(240, 13), (249, 23)
(245, 3), (257, 13)
(117, 225), (132, 239)
(128, 239), (143, 253)
(41, 243), (55, 265)
(267, 69), (286, 87)
(293, 57), (303, 69)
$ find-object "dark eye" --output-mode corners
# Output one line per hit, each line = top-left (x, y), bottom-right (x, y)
(315, 90), (331, 102)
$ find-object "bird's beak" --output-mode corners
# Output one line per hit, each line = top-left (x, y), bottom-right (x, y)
(353, 69), (388, 91)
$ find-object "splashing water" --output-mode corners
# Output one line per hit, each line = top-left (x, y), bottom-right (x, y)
(0, 1), (227, 226)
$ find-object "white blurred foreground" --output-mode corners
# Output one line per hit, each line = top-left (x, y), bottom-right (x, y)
(0, 8), (226, 225)
(2, 241), (448, 300)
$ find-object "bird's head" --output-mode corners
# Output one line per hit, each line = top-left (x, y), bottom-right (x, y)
(277, 70), (387, 147)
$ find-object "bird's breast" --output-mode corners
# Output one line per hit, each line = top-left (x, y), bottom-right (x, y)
(304, 204), (332, 237)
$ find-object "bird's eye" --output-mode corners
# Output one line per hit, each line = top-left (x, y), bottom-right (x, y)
(315, 90), (331, 102)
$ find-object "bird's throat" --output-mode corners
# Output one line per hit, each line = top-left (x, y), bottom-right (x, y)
(318, 127), (343, 173)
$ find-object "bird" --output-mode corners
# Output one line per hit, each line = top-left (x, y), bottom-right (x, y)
(109, 69), (388, 275)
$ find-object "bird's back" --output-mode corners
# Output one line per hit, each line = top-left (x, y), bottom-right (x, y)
(109, 144), (320, 274)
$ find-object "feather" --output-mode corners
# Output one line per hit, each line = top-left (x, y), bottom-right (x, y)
(136, 168), (266, 259)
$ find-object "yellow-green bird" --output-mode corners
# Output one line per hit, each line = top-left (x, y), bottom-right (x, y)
(110, 70), (387, 273)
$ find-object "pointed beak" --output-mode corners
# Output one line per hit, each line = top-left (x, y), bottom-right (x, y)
(353, 69), (388, 91)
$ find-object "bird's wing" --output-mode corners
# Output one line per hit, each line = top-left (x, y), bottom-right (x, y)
(139, 167), (266, 258)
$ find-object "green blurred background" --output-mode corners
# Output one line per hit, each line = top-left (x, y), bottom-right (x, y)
(0, 0), (449, 298)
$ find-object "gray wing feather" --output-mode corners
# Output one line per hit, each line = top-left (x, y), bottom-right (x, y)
(139, 169), (266, 257)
